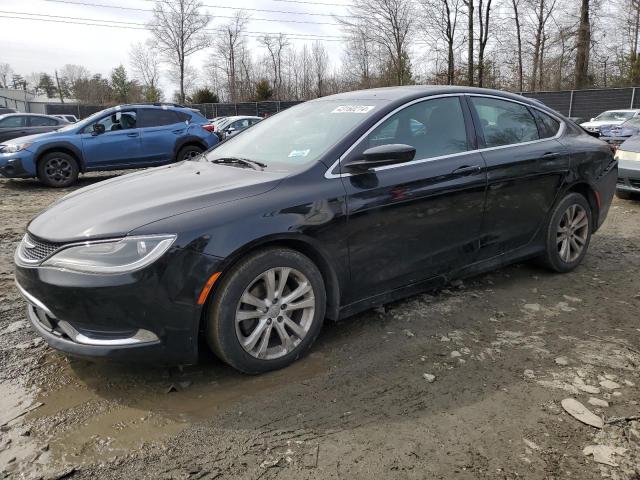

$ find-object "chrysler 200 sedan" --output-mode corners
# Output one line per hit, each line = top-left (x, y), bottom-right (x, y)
(14, 86), (617, 374)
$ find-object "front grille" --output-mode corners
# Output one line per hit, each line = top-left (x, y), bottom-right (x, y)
(19, 234), (66, 262)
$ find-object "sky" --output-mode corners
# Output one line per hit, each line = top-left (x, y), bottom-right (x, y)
(0, 0), (351, 95)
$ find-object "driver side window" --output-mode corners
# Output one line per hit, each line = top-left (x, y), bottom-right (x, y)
(82, 111), (137, 134)
(352, 96), (469, 163)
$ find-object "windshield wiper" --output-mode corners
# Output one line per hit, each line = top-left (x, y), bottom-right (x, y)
(210, 157), (267, 170)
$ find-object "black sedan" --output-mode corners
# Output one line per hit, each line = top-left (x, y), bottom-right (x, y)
(0, 113), (68, 143)
(14, 86), (617, 373)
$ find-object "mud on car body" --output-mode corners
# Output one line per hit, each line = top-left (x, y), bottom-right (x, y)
(14, 86), (617, 373)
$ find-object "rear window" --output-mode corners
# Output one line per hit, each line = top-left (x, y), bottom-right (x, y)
(185, 110), (207, 124)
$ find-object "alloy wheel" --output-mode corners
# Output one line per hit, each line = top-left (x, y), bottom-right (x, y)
(556, 204), (589, 263)
(235, 267), (316, 360)
(44, 157), (72, 185)
(182, 150), (201, 161)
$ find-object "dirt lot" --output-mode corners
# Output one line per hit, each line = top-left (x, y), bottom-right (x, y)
(1, 173), (639, 480)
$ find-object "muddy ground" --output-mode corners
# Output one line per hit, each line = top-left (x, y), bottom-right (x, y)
(1, 173), (639, 480)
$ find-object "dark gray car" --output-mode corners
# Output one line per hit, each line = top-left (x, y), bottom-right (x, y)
(0, 113), (68, 143)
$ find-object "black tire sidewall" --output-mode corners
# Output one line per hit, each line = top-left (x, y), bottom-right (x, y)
(206, 248), (326, 374)
(544, 192), (592, 273)
(177, 145), (203, 162)
(37, 152), (79, 187)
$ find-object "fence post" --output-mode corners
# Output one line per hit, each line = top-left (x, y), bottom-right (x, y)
(568, 90), (575, 118)
(631, 88), (636, 109)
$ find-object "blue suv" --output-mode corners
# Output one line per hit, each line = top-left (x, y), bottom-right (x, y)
(0, 104), (219, 187)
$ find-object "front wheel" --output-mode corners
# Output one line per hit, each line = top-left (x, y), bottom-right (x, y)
(540, 192), (592, 273)
(37, 152), (79, 187)
(205, 248), (326, 374)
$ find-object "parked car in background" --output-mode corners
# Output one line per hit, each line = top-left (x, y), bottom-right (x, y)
(0, 103), (218, 187)
(13, 86), (617, 373)
(614, 136), (640, 199)
(214, 115), (262, 140)
(581, 109), (640, 134)
(208, 116), (226, 124)
(599, 117), (640, 149)
(0, 107), (17, 115)
(53, 114), (79, 123)
(0, 113), (68, 143)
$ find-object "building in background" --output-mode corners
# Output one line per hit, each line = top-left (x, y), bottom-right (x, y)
(0, 88), (77, 114)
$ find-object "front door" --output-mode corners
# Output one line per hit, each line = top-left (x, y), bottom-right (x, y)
(80, 110), (142, 168)
(467, 95), (570, 260)
(341, 96), (487, 304)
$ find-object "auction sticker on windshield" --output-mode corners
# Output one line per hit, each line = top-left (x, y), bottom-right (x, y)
(331, 105), (375, 114)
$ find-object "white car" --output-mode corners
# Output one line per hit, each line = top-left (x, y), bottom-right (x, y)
(53, 114), (79, 123)
(580, 109), (640, 134)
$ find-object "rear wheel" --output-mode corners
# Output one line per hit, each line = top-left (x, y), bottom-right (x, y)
(37, 152), (79, 187)
(177, 145), (204, 162)
(205, 248), (326, 374)
(540, 192), (592, 273)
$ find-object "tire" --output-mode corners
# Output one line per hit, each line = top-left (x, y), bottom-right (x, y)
(37, 152), (79, 187)
(540, 192), (593, 273)
(176, 145), (204, 162)
(205, 248), (326, 374)
(615, 189), (633, 200)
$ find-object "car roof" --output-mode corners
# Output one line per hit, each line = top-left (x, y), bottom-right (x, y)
(602, 109), (640, 112)
(224, 116), (262, 121)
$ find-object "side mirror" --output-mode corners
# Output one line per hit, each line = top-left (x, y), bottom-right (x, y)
(92, 123), (105, 135)
(345, 144), (416, 172)
(590, 118), (595, 122)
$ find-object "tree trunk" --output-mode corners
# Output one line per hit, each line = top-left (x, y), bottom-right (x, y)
(574, 0), (591, 89)
(511, 0), (523, 92)
(531, 0), (544, 91)
(466, 1), (474, 86)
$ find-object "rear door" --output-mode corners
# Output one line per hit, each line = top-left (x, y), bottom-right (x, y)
(80, 109), (142, 168)
(468, 95), (570, 260)
(0, 115), (29, 142)
(341, 95), (487, 302)
(138, 108), (186, 164)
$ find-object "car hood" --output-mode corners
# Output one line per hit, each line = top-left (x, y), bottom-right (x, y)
(28, 160), (285, 242)
(619, 135), (640, 153)
(2, 129), (65, 146)
(580, 120), (625, 129)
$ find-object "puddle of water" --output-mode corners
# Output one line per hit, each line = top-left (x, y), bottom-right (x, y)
(28, 351), (328, 466)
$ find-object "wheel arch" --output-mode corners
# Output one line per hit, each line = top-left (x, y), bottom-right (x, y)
(174, 137), (208, 161)
(35, 143), (85, 172)
(200, 234), (341, 328)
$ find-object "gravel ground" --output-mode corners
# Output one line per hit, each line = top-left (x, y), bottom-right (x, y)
(1, 173), (639, 480)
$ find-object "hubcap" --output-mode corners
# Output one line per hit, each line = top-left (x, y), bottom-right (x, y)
(556, 204), (588, 263)
(45, 158), (72, 184)
(183, 150), (200, 160)
(235, 267), (315, 360)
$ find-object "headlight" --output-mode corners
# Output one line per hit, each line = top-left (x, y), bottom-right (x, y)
(41, 235), (176, 274)
(1, 143), (32, 153)
(615, 149), (640, 162)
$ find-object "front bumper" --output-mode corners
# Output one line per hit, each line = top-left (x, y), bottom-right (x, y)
(0, 150), (37, 178)
(14, 247), (224, 365)
(617, 159), (640, 193)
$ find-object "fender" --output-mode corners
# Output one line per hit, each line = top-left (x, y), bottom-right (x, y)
(34, 141), (86, 171)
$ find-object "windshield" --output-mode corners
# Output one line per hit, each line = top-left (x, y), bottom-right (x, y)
(204, 99), (388, 171)
(56, 109), (112, 132)
(621, 117), (640, 128)
(595, 111), (635, 122)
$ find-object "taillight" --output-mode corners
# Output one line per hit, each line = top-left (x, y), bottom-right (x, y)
(202, 124), (215, 133)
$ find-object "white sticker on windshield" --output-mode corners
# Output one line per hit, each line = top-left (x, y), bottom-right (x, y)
(288, 149), (310, 158)
(331, 105), (375, 114)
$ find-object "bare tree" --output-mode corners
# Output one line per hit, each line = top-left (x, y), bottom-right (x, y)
(339, 0), (415, 86)
(214, 11), (249, 103)
(260, 33), (290, 99)
(130, 42), (162, 101)
(511, 0), (524, 91)
(312, 41), (329, 97)
(420, 0), (463, 85)
(0, 63), (11, 88)
(462, 0), (474, 85)
(148, 0), (210, 103)
(529, 0), (557, 91)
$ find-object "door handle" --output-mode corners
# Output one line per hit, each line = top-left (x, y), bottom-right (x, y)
(126, 132), (139, 137)
(452, 165), (481, 175)
(172, 129), (185, 134)
(543, 152), (560, 159)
